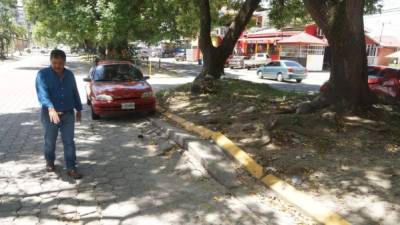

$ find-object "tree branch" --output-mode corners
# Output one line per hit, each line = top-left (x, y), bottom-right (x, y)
(303, 0), (330, 33)
(219, 0), (260, 55)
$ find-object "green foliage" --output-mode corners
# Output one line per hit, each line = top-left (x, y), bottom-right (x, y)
(364, 0), (383, 14)
(24, 0), (252, 48)
(0, 0), (26, 57)
(268, 0), (311, 29)
(267, 0), (383, 29)
(24, 0), (198, 48)
(25, 0), (98, 46)
(171, 0), (259, 38)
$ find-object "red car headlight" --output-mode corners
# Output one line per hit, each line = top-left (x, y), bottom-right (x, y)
(95, 94), (113, 101)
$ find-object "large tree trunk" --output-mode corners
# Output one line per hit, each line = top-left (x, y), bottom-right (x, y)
(192, 0), (261, 94)
(303, 0), (375, 112)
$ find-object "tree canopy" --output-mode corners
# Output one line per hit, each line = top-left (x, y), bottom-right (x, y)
(267, 0), (383, 29)
(0, 0), (26, 58)
(25, 0), (181, 48)
(24, 0), (258, 50)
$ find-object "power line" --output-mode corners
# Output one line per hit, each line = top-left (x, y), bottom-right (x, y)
(365, 10), (400, 18)
(381, 7), (400, 12)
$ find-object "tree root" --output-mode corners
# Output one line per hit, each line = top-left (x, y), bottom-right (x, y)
(296, 93), (384, 115)
(296, 95), (329, 114)
(191, 74), (220, 94)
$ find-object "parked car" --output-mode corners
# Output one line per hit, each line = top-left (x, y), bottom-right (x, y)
(320, 66), (400, 98)
(137, 48), (150, 60)
(71, 46), (84, 54)
(26, 46), (45, 54)
(151, 47), (162, 57)
(174, 49), (186, 61)
(57, 44), (71, 54)
(226, 56), (245, 69)
(369, 67), (400, 98)
(83, 60), (156, 120)
(161, 49), (175, 58)
(244, 53), (271, 70)
(256, 60), (307, 83)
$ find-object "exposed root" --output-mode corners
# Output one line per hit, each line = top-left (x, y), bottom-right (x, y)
(191, 74), (220, 94)
(296, 93), (383, 116)
(296, 95), (329, 114)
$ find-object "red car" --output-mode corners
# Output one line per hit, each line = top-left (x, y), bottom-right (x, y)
(84, 60), (156, 120)
(367, 66), (400, 98)
(320, 66), (400, 98)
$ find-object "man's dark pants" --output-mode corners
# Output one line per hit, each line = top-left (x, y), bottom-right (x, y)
(41, 109), (77, 170)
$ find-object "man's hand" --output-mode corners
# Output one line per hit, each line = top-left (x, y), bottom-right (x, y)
(48, 108), (60, 124)
(76, 111), (82, 123)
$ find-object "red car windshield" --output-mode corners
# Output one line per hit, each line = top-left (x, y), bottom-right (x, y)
(93, 64), (143, 82)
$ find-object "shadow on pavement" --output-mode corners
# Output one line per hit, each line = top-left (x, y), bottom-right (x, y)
(66, 60), (92, 77)
(13, 58), (91, 78)
(0, 107), (287, 225)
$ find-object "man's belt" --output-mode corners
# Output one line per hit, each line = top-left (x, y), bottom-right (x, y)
(56, 110), (74, 115)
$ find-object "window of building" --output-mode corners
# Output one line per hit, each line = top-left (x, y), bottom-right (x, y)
(317, 28), (324, 37)
(307, 45), (324, 55)
(280, 45), (324, 57)
(281, 45), (302, 57)
(366, 44), (377, 57)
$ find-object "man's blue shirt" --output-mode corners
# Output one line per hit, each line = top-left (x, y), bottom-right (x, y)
(35, 67), (83, 112)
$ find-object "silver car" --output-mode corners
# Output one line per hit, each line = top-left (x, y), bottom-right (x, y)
(256, 60), (307, 83)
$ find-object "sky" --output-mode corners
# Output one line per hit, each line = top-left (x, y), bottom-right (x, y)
(364, 0), (400, 40)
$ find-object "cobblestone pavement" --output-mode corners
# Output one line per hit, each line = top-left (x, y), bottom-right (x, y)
(0, 55), (288, 225)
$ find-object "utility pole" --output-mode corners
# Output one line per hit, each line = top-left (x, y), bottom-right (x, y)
(379, 22), (385, 44)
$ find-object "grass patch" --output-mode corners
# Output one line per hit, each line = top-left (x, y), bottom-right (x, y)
(219, 79), (293, 98)
(157, 78), (307, 101)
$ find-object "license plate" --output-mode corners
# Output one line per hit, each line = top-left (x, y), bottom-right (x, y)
(121, 103), (135, 109)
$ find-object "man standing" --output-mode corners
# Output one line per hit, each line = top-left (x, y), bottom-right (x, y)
(35, 49), (83, 179)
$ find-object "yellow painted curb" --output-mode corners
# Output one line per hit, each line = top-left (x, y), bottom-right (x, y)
(262, 175), (351, 225)
(211, 132), (264, 179)
(158, 106), (351, 225)
(163, 111), (214, 138)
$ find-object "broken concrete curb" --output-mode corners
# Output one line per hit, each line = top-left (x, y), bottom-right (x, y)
(150, 118), (301, 225)
(150, 118), (240, 189)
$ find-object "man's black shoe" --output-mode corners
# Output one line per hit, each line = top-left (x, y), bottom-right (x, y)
(67, 169), (83, 179)
(46, 161), (55, 172)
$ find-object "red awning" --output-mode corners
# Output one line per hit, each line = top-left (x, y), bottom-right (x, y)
(278, 32), (327, 45)
(239, 37), (282, 44)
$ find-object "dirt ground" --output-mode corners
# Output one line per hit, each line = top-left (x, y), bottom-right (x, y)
(157, 78), (400, 225)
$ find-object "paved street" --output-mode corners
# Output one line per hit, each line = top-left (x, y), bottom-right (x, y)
(0, 55), (302, 225)
(151, 57), (330, 94)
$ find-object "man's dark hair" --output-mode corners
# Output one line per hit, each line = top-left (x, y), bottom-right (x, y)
(50, 49), (66, 61)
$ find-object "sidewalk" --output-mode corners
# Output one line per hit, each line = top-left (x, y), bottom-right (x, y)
(0, 54), (309, 225)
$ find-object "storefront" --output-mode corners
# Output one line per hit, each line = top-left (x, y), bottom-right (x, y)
(278, 32), (327, 71)
(236, 29), (299, 60)
(237, 37), (282, 60)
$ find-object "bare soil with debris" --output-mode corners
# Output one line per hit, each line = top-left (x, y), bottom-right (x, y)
(157, 78), (400, 225)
